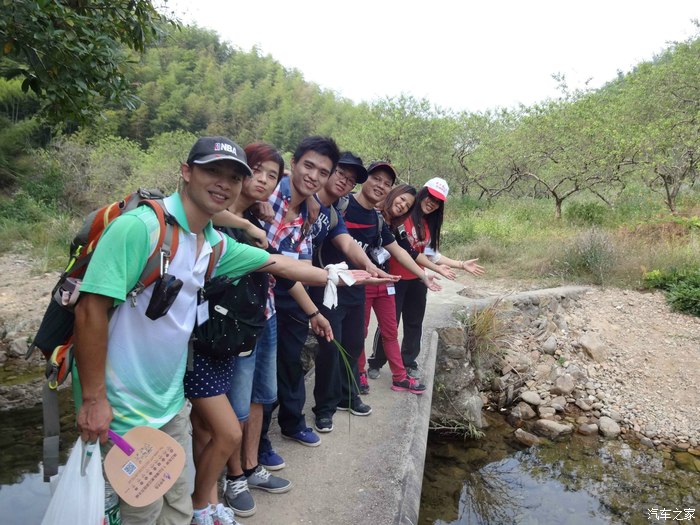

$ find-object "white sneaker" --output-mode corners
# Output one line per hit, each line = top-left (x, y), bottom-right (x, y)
(191, 506), (214, 525)
(211, 503), (240, 525)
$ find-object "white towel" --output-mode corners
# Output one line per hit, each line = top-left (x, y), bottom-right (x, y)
(323, 262), (356, 308)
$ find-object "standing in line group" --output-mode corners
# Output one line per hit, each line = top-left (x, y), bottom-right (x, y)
(69, 134), (484, 525)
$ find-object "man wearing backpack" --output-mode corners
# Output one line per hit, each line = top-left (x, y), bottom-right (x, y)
(309, 162), (441, 433)
(72, 136), (378, 525)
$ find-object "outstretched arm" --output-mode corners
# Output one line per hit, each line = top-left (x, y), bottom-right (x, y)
(259, 255), (392, 287)
(212, 209), (268, 248)
(331, 233), (399, 280)
(74, 292), (114, 444)
(415, 253), (457, 280)
(384, 242), (442, 291)
(430, 253), (485, 276)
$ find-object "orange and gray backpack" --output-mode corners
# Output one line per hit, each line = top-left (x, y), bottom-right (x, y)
(27, 188), (222, 481)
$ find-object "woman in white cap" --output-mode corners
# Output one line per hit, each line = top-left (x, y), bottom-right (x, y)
(367, 177), (485, 380)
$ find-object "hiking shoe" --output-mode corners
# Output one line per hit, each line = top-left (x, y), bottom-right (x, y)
(406, 366), (421, 380)
(337, 400), (372, 416)
(191, 507), (214, 525)
(258, 449), (285, 470)
(367, 367), (381, 380)
(223, 477), (256, 517)
(359, 372), (370, 395)
(212, 503), (240, 525)
(314, 416), (334, 433)
(281, 427), (321, 447)
(246, 465), (292, 493)
(391, 377), (427, 395)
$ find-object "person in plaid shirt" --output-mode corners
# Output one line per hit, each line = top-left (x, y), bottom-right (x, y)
(262, 136), (340, 448)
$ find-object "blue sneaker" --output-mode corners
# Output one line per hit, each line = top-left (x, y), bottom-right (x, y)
(281, 427), (321, 447)
(258, 449), (285, 471)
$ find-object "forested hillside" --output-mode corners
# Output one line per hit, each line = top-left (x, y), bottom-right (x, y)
(1, 17), (698, 300)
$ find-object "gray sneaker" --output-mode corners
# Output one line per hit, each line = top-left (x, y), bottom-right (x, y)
(406, 367), (421, 380)
(367, 367), (381, 380)
(247, 465), (292, 493)
(223, 478), (256, 517)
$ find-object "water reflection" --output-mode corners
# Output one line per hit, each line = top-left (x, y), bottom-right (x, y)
(420, 414), (700, 525)
(0, 389), (77, 525)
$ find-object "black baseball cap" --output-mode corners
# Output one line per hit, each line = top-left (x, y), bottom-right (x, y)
(367, 161), (397, 184)
(186, 136), (253, 176)
(337, 151), (368, 184)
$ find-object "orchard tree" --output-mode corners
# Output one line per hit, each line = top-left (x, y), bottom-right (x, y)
(0, 0), (177, 126)
(336, 95), (456, 185)
(508, 89), (633, 219)
(623, 35), (700, 212)
(453, 109), (524, 199)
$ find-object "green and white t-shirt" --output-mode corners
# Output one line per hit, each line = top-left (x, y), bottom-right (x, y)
(79, 193), (269, 434)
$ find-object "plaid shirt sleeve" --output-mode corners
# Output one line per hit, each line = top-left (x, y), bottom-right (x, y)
(264, 184), (287, 249)
(264, 180), (312, 258)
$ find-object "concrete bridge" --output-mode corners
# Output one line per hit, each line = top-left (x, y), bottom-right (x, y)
(247, 277), (467, 525)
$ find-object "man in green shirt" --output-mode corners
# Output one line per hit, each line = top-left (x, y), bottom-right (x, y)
(73, 136), (378, 525)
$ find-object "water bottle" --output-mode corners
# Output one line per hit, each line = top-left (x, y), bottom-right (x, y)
(104, 480), (122, 525)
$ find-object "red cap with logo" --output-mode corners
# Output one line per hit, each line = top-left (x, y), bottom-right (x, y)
(424, 177), (449, 201)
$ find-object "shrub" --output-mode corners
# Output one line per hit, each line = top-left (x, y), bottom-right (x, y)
(643, 267), (700, 317)
(671, 215), (700, 230)
(642, 268), (696, 290)
(666, 278), (700, 316)
(129, 130), (198, 193)
(0, 190), (49, 222)
(86, 137), (145, 205)
(457, 299), (509, 375)
(555, 228), (617, 285)
(442, 220), (476, 248)
(564, 201), (610, 226)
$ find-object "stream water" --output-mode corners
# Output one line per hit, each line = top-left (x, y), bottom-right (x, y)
(0, 390), (77, 525)
(2, 397), (698, 525)
(419, 413), (699, 525)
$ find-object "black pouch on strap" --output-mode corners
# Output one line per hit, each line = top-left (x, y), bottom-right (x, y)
(191, 274), (266, 359)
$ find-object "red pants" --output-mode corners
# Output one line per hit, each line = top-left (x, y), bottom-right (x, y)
(359, 284), (407, 382)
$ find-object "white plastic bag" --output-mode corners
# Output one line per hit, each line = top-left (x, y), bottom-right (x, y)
(42, 438), (105, 525)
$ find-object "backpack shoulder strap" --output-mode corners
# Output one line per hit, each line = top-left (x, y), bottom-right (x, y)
(370, 208), (386, 248)
(337, 195), (350, 214)
(376, 209), (385, 233)
(329, 195), (350, 231)
(205, 231), (225, 282)
(329, 205), (339, 231)
(129, 199), (180, 297)
(318, 196), (350, 268)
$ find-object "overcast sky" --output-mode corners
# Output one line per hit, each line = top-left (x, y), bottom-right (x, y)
(170, 0), (699, 113)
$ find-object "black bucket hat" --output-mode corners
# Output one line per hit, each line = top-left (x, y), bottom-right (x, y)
(337, 151), (368, 184)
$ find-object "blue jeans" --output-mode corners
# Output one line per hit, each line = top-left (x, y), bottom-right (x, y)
(227, 314), (278, 422)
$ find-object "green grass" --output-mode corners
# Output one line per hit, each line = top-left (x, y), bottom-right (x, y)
(0, 214), (77, 274)
(2, 184), (699, 301)
(442, 193), (700, 290)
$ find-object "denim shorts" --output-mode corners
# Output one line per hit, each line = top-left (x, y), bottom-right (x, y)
(227, 314), (277, 422)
